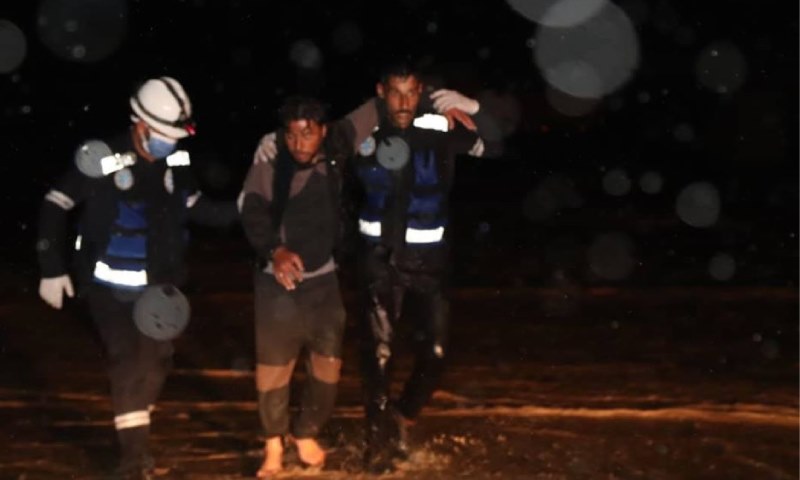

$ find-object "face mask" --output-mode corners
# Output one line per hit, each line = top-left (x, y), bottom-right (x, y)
(145, 135), (177, 159)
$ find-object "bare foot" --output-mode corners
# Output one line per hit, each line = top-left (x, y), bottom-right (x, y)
(295, 437), (326, 467)
(257, 437), (283, 478)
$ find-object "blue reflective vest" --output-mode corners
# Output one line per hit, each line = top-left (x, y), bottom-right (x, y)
(355, 126), (450, 249)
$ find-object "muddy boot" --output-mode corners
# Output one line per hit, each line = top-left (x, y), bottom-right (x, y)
(390, 406), (412, 460)
(363, 411), (398, 474)
(110, 456), (153, 480)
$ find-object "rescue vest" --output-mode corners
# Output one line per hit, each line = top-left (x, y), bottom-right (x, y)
(356, 130), (448, 248)
(92, 150), (191, 289)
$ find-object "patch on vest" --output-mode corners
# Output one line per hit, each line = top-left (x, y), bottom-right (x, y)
(358, 135), (376, 157)
(114, 168), (134, 191)
(163, 168), (174, 193)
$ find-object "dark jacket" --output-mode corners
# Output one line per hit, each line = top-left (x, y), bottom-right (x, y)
(36, 130), (238, 290)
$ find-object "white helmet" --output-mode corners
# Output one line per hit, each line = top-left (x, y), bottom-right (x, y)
(130, 76), (196, 139)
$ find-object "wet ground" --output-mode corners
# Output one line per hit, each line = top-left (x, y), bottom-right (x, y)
(1, 260), (796, 480)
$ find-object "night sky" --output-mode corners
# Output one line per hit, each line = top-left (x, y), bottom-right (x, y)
(0, 0), (797, 289)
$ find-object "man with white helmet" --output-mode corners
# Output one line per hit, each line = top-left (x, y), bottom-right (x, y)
(36, 76), (238, 479)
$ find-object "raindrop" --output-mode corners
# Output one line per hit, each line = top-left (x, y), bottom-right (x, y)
(71, 44), (86, 59)
(426, 22), (438, 33)
(602, 168), (631, 196)
(522, 174), (583, 221)
(506, 0), (608, 28)
(289, 39), (323, 70)
(477, 47), (491, 59)
(639, 171), (663, 194)
(588, 232), (636, 281)
(761, 339), (779, 360)
(708, 253), (735, 281)
(478, 222), (490, 234)
(695, 41), (747, 94)
(376, 137), (410, 170)
(676, 182), (721, 228)
(20, 105), (32, 114)
(673, 123), (695, 142)
(37, 0), (128, 63)
(534, 2), (640, 99)
(476, 90), (522, 136)
(752, 333), (762, 342)
(637, 91), (650, 103)
(0, 19), (27, 73)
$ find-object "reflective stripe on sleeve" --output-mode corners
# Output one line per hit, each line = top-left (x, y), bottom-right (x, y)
(44, 190), (75, 210)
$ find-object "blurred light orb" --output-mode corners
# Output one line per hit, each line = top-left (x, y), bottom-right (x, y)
(506, 0), (608, 27)
(588, 232), (636, 280)
(546, 85), (600, 117)
(535, 2), (638, 99)
(37, 0), (128, 63)
(331, 21), (363, 55)
(761, 339), (780, 360)
(522, 174), (583, 221)
(676, 182), (720, 228)
(673, 123), (695, 142)
(289, 39), (323, 69)
(477, 90), (522, 136)
(602, 168), (631, 196)
(133, 284), (190, 341)
(0, 20), (27, 73)
(695, 41), (747, 94)
(708, 252), (735, 281)
(74, 139), (113, 178)
(376, 137), (410, 170)
(639, 171), (663, 194)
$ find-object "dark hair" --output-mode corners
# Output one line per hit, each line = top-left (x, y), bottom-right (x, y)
(379, 57), (421, 85)
(278, 95), (327, 128)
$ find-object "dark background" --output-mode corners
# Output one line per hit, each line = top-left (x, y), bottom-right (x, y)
(0, 0), (797, 292)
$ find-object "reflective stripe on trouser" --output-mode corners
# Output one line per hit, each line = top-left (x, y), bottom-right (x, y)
(86, 284), (174, 458)
(254, 271), (345, 438)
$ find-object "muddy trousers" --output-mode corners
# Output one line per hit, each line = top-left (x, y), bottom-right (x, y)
(254, 271), (345, 440)
(86, 284), (174, 468)
(357, 262), (450, 444)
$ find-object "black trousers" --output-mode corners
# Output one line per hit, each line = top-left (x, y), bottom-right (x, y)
(86, 284), (174, 466)
(357, 247), (450, 436)
(254, 271), (346, 439)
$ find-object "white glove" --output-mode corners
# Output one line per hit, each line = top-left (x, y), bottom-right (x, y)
(39, 275), (74, 310)
(430, 89), (480, 115)
(253, 131), (278, 164)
